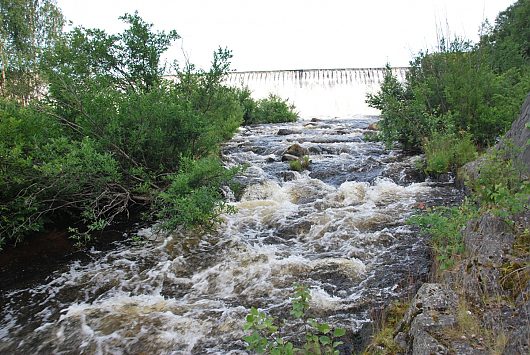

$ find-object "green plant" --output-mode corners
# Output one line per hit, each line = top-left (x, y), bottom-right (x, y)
(466, 147), (529, 219)
(423, 130), (477, 174)
(409, 200), (478, 270)
(243, 284), (346, 354)
(289, 156), (311, 172)
(239, 91), (298, 125)
(156, 156), (241, 231)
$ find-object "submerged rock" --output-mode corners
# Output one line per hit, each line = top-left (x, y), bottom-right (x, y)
(277, 128), (300, 136)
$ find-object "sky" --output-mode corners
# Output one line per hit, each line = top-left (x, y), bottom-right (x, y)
(56, 0), (516, 72)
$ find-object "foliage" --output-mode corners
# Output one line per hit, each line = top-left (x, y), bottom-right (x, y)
(465, 147), (529, 219)
(156, 157), (240, 231)
(367, 0), (530, 158)
(423, 130), (477, 174)
(289, 156), (311, 172)
(238, 90), (298, 125)
(409, 201), (478, 270)
(479, 0), (530, 73)
(243, 284), (346, 354)
(366, 64), (429, 151)
(0, 12), (246, 248)
(411, 146), (529, 271)
(0, 0), (64, 102)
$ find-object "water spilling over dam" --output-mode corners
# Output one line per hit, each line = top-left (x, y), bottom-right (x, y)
(224, 67), (408, 118)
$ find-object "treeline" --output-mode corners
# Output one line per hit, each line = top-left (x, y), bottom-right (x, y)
(368, 0), (529, 174)
(0, 1), (297, 249)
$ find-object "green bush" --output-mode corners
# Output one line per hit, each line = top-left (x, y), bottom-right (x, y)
(366, 64), (430, 151)
(367, 0), (530, 157)
(156, 157), (240, 231)
(0, 12), (247, 248)
(238, 91), (298, 125)
(289, 156), (310, 172)
(423, 130), (477, 174)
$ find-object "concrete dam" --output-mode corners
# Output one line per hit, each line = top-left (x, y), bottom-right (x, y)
(223, 67), (408, 118)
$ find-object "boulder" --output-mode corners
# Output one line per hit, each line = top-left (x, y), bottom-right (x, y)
(277, 128), (300, 136)
(281, 154), (300, 162)
(396, 283), (458, 354)
(284, 143), (309, 158)
(367, 123), (379, 131)
(502, 92), (530, 176)
(282, 171), (298, 182)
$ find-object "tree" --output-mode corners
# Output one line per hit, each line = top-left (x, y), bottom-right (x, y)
(0, 0), (63, 103)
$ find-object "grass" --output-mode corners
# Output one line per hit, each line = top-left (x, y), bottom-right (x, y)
(362, 301), (409, 355)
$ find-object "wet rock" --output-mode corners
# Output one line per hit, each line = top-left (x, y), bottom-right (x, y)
(284, 143), (309, 157)
(282, 171), (297, 181)
(367, 123), (379, 131)
(308, 145), (322, 154)
(276, 219), (312, 238)
(281, 153), (299, 162)
(277, 128), (300, 136)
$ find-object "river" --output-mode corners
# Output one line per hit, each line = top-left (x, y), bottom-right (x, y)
(0, 117), (461, 354)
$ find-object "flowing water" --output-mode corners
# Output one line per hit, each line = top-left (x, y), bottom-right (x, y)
(0, 118), (461, 354)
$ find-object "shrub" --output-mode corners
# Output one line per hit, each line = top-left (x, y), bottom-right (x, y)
(423, 130), (477, 174)
(156, 157), (240, 231)
(465, 147), (529, 218)
(239, 90), (298, 125)
(289, 155), (311, 172)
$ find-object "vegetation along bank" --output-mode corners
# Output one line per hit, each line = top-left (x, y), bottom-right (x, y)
(364, 0), (529, 353)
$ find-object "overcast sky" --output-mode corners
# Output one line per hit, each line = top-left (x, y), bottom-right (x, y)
(56, 0), (515, 71)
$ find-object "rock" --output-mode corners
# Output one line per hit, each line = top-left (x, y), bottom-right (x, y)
(277, 128), (299, 136)
(284, 143), (309, 158)
(463, 214), (514, 265)
(412, 330), (448, 355)
(281, 154), (299, 162)
(502, 92), (530, 176)
(311, 118), (321, 122)
(396, 283), (458, 354)
(282, 171), (298, 182)
(455, 214), (515, 303)
(308, 145), (322, 154)
(367, 123), (379, 131)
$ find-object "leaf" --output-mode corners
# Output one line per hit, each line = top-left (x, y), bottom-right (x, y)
(319, 335), (331, 346)
(317, 323), (330, 334)
(333, 328), (346, 337)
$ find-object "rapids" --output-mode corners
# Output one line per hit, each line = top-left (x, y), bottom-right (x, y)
(0, 118), (461, 354)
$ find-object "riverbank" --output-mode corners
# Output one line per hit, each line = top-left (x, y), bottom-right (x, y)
(364, 94), (530, 354)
